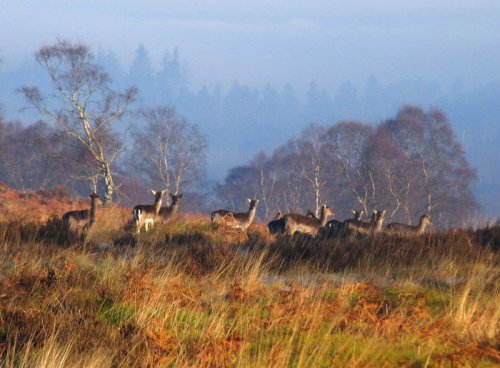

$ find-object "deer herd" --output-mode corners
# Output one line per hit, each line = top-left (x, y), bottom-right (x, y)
(62, 190), (432, 238)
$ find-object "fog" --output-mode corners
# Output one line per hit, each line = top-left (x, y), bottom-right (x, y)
(1, 1), (499, 215)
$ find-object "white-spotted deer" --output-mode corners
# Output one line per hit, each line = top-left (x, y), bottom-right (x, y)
(284, 204), (334, 236)
(62, 192), (101, 234)
(211, 199), (259, 231)
(132, 189), (166, 234)
(385, 214), (431, 236)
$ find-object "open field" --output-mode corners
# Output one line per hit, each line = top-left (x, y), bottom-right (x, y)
(0, 191), (499, 367)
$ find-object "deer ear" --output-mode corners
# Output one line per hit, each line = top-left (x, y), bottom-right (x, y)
(178, 193), (183, 198)
(151, 189), (157, 196)
(351, 209), (356, 214)
(247, 198), (251, 203)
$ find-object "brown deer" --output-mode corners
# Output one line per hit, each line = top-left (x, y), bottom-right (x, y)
(211, 199), (260, 231)
(324, 209), (363, 235)
(284, 204), (334, 236)
(62, 192), (101, 234)
(153, 193), (183, 225)
(268, 209), (318, 235)
(385, 214), (432, 236)
(346, 209), (386, 234)
(132, 189), (166, 234)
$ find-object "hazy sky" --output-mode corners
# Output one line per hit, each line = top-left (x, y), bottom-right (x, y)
(1, 1), (500, 91)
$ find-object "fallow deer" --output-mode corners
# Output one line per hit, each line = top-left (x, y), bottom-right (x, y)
(268, 209), (318, 235)
(153, 193), (183, 225)
(132, 189), (166, 234)
(385, 214), (432, 236)
(284, 204), (334, 236)
(211, 199), (260, 231)
(345, 209), (386, 234)
(327, 209), (364, 235)
(62, 192), (101, 234)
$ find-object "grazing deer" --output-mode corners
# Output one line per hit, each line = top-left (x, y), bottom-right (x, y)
(385, 214), (432, 236)
(132, 189), (166, 234)
(211, 199), (260, 231)
(154, 193), (183, 225)
(284, 204), (334, 236)
(62, 192), (101, 234)
(268, 209), (318, 235)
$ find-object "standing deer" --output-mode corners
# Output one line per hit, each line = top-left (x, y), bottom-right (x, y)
(153, 193), (183, 225)
(132, 189), (166, 234)
(345, 209), (386, 234)
(385, 214), (432, 236)
(211, 199), (260, 231)
(62, 192), (101, 234)
(268, 210), (318, 235)
(327, 209), (364, 235)
(284, 204), (334, 236)
(267, 211), (284, 235)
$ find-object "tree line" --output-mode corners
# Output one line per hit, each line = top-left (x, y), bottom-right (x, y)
(0, 41), (478, 227)
(215, 107), (478, 228)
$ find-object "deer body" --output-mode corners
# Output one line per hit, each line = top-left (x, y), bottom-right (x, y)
(268, 210), (317, 235)
(133, 189), (166, 234)
(267, 211), (284, 235)
(284, 204), (334, 236)
(346, 210), (386, 234)
(154, 194), (183, 225)
(62, 193), (100, 234)
(211, 199), (259, 231)
(385, 214), (431, 236)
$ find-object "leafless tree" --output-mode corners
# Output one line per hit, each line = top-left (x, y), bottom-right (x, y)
(291, 123), (328, 216)
(322, 121), (376, 215)
(21, 40), (137, 203)
(127, 106), (207, 199)
(379, 106), (478, 226)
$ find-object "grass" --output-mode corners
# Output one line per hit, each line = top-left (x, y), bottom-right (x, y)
(0, 211), (499, 367)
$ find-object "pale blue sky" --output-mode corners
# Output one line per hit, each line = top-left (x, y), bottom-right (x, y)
(1, 1), (500, 91)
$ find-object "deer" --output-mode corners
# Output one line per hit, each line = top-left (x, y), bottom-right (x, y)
(345, 209), (386, 234)
(268, 209), (318, 235)
(211, 199), (260, 231)
(152, 193), (183, 225)
(62, 192), (101, 234)
(267, 211), (284, 235)
(132, 189), (167, 234)
(327, 209), (364, 235)
(385, 214), (432, 236)
(284, 204), (334, 236)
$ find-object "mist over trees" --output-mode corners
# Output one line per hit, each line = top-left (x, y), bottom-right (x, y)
(0, 42), (494, 220)
(216, 106), (478, 227)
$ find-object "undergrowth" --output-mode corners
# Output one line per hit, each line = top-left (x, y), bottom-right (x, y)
(0, 216), (498, 367)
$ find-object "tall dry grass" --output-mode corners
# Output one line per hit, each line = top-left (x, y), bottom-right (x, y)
(0, 213), (498, 367)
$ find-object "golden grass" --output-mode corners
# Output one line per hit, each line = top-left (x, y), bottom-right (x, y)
(0, 202), (498, 367)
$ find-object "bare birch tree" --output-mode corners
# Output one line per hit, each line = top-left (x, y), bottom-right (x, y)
(21, 40), (137, 203)
(293, 123), (328, 216)
(322, 121), (376, 215)
(128, 106), (207, 198)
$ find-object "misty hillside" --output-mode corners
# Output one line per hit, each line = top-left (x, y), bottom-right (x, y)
(1, 46), (499, 216)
